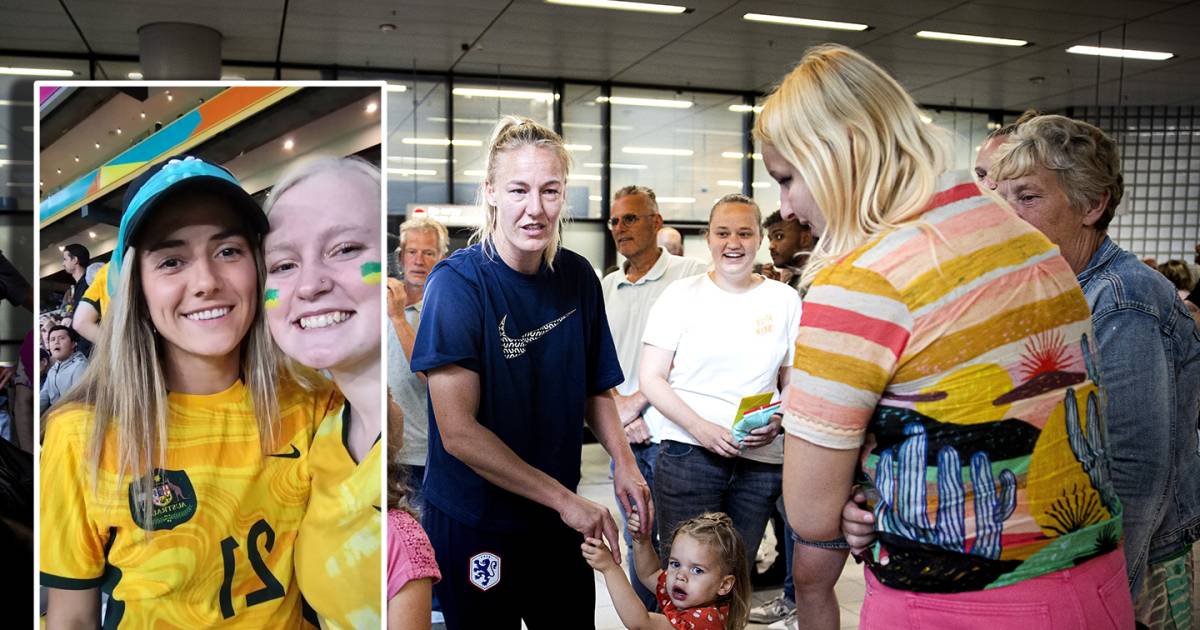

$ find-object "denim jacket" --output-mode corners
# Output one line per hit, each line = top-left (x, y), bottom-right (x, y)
(1077, 236), (1200, 594)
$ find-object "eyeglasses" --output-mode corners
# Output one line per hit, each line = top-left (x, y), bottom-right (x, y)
(607, 214), (656, 229)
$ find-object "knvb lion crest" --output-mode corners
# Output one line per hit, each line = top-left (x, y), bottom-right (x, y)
(128, 468), (197, 531)
(469, 552), (501, 591)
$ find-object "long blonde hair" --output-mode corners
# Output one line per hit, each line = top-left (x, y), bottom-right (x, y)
(53, 210), (281, 527)
(754, 44), (952, 288)
(471, 115), (571, 270)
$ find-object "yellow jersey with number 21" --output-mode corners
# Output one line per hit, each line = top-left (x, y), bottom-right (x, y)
(40, 376), (340, 629)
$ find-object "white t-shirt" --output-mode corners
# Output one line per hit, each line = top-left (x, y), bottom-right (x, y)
(602, 248), (708, 439)
(642, 273), (802, 464)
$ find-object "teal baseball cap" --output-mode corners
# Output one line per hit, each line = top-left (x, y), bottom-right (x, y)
(108, 155), (268, 297)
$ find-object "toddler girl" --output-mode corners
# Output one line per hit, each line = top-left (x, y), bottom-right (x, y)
(583, 511), (750, 630)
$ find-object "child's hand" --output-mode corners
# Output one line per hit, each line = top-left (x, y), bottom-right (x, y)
(627, 510), (644, 543)
(581, 536), (617, 573)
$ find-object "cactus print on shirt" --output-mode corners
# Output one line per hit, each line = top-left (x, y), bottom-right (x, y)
(782, 171), (1122, 593)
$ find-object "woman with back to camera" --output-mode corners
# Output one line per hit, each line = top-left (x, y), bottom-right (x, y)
(638, 193), (801, 579)
(40, 155), (340, 628)
(758, 45), (1131, 629)
(410, 115), (651, 629)
(261, 156), (384, 629)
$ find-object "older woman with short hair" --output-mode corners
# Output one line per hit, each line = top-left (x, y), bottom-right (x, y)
(990, 114), (1200, 628)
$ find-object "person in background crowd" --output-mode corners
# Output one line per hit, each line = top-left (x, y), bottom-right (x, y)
(70, 261), (110, 344)
(640, 193), (800, 596)
(411, 116), (649, 629)
(762, 45), (1129, 629)
(1158, 260), (1194, 297)
(59, 243), (92, 356)
(39, 326), (87, 415)
(388, 216), (450, 510)
(602, 184), (706, 610)
(758, 210), (816, 291)
(656, 226), (684, 257)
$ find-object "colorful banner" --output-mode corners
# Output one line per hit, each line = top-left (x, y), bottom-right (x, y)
(39, 85), (301, 227)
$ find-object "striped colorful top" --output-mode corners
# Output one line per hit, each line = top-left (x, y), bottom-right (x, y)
(782, 171), (1122, 593)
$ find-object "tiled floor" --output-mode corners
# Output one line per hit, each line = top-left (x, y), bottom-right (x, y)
(578, 443), (864, 630)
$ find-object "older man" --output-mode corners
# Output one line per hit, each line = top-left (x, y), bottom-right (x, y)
(602, 185), (705, 608)
(844, 115), (1200, 627)
(387, 216), (451, 506)
(655, 226), (684, 257)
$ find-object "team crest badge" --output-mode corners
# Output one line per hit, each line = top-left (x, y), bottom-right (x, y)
(128, 468), (197, 531)
(469, 552), (501, 591)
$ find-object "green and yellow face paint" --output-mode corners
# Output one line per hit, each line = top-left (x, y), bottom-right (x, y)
(264, 288), (280, 310)
(360, 261), (382, 285)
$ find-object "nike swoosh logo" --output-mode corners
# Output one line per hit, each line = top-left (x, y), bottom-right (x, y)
(269, 445), (301, 459)
(498, 309), (576, 359)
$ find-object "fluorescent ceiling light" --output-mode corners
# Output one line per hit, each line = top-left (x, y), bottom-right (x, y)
(388, 156), (450, 164)
(589, 195), (602, 201)
(583, 162), (647, 170)
(564, 122), (634, 131)
(721, 151), (762, 160)
(920, 114), (933, 124)
(402, 137), (482, 147)
(546, 0), (689, 15)
(1066, 45), (1173, 61)
(428, 116), (502, 125)
(570, 174), (602, 181)
(388, 168), (438, 176)
(0, 66), (75, 77)
(598, 96), (693, 109)
(916, 31), (1028, 47)
(717, 181), (771, 189)
(657, 196), (696, 203)
(728, 104), (763, 113)
(462, 170), (487, 177)
(454, 87), (557, 101)
(622, 146), (694, 156)
(0, 101), (31, 107)
(387, 84), (409, 93)
(0, 159), (32, 166)
(743, 13), (868, 31)
(127, 72), (144, 80)
(565, 144), (593, 152)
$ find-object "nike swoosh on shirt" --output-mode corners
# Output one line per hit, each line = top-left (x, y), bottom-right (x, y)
(269, 445), (301, 459)
(498, 309), (577, 359)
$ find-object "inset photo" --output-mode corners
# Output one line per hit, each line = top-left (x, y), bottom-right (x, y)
(36, 82), (385, 629)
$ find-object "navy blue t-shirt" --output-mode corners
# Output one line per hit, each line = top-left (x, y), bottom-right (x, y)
(411, 243), (623, 532)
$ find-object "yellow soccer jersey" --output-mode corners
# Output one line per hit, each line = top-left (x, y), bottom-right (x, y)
(295, 403), (383, 630)
(80, 261), (109, 316)
(40, 377), (341, 629)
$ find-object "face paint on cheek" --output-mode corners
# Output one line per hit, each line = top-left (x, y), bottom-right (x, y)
(264, 288), (279, 310)
(360, 261), (382, 285)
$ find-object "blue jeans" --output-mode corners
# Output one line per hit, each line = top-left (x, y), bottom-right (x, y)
(613, 441), (659, 611)
(404, 464), (427, 514)
(778, 495), (795, 602)
(654, 440), (782, 573)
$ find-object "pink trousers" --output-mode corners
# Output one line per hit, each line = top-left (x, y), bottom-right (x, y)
(859, 548), (1134, 630)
